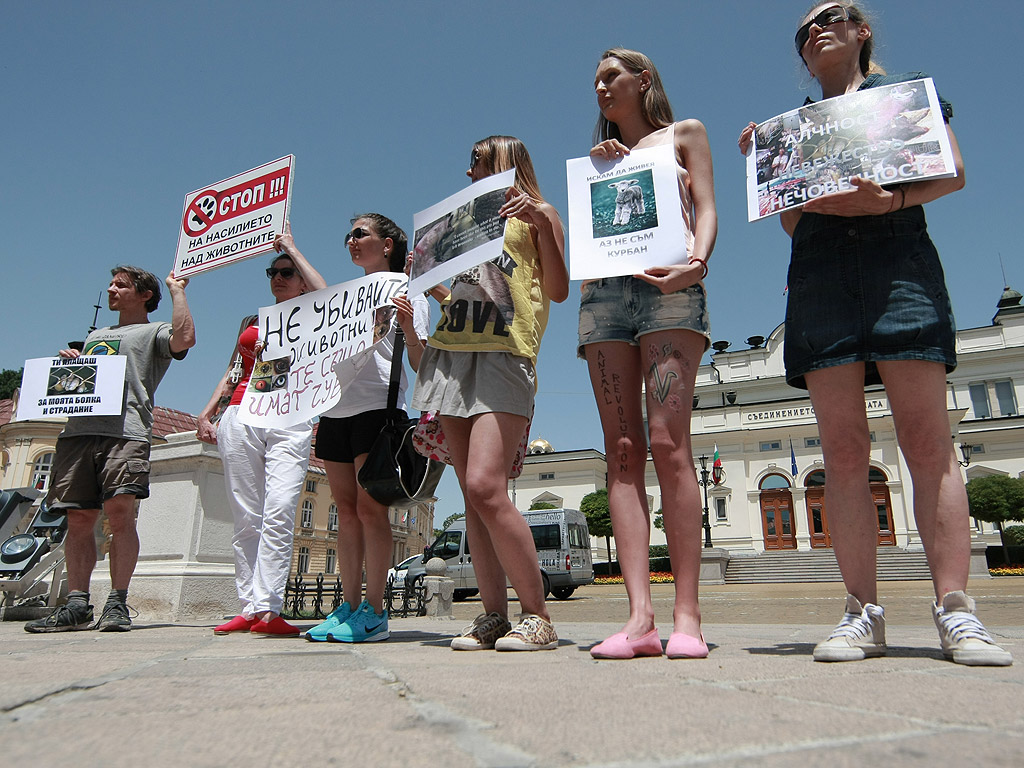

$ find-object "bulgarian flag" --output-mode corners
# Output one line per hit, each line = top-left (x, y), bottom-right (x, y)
(712, 444), (724, 485)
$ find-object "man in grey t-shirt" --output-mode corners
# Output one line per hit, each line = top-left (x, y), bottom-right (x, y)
(25, 266), (196, 634)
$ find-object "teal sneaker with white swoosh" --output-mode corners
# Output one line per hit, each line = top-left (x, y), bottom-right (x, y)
(304, 601), (353, 642)
(327, 601), (389, 643)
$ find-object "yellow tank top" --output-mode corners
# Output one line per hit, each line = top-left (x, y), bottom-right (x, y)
(428, 217), (550, 365)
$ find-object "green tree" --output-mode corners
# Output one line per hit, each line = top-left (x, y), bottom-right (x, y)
(529, 501), (559, 510)
(653, 507), (663, 531)
(0, 368), (23, 400)
(434, 511), (465, 537)
(581, 488), (613, 564)
(966, 475), (1024, 564)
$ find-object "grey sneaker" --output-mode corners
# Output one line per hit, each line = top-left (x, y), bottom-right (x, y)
(24, 601), (94, 633)
(813, 594), (886, 662)
(933, 591), (1012, 666)
(494, 614), (558, 651)
(451, 612), (512, 650)
(95, 601), (133, 632)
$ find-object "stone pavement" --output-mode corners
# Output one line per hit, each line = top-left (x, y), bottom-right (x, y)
(2, 578), (1022, 768)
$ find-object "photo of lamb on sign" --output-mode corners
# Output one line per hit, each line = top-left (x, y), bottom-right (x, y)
(609, 179), (645, 226)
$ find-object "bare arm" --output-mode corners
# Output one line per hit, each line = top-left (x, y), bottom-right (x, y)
(196, 366), (234, 444)
(274, 222), (328, 292)
(391, 294), (424, 371)
(165, 273), (196, 354)
(499, 188), (569, 303)
(636, 120), (717, 294)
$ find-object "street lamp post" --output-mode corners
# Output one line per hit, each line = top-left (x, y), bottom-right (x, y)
(697, 454), (712, 548)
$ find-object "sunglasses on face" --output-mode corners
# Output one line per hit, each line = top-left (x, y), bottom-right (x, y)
(469, 149), (481, 169)
(795, 5), (851, 53)
(266, 266), (297, 279)
(345, 227), (372, 243)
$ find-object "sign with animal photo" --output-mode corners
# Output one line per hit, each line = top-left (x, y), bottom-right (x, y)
(407, 168), (515, 297)
(745, 77), (956, 221)
(173, 155), (294, 278)
(565, 143), (686, 280)
(237, 271), (408, 428)
(15, 355), (127, 420)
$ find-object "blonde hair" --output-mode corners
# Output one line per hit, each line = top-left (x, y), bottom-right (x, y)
(593, 48), (674, 145)
(470, 135), (547, 203)
(799, 3), (885, 76)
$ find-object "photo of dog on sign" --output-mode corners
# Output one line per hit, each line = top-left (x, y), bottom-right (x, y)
(589, 169), (658, 239)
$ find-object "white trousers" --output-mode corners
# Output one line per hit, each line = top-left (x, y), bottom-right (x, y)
(217, 406), (312, 617)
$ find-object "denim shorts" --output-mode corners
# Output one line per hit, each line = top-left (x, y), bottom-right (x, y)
(577, 276), (711, 357)
(48, 435), (151, 509)
(784, 206), (956, 389)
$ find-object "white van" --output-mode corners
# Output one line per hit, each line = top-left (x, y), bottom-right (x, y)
(405, 508), (594, 601)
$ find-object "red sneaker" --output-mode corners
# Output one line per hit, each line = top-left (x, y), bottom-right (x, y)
(214, 615), (257, 635)
(250, 616), (300, 637)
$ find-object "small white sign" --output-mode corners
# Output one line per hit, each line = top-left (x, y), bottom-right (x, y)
(408, 169), (514, 297)
(16, 356), (127, 420)
(566, 143), (687, 280)
(173, 155), (294, 278)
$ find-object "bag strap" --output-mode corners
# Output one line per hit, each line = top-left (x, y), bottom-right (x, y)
(386, 324), (406, 416)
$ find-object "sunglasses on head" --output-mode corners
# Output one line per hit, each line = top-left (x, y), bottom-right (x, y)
(266, 266), (297, 279)
(795, 5), (851, 53)
(346, 227), (371, 243)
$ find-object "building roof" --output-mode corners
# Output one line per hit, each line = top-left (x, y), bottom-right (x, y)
(0, 399), (13, 428)
(152, 406), (199, 439)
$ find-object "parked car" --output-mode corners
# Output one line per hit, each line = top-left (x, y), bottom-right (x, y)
(405, 508), (594, 601)
(387, 554), (422, 589)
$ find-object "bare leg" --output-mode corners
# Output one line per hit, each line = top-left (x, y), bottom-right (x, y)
(641, 330), (705, 637)
(324, 460), (364, 609)
(103, 494), (140, 591)
(584, 342), (655, 638)
(442, 412), (549, 620)
(65, 508), (102, 593)
(352, 452), (392, 614)
(805, 364), (878, 605)
(878, 360), (969, 599)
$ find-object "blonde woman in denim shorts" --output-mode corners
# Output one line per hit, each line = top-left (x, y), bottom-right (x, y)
(580, 48), (717, 660)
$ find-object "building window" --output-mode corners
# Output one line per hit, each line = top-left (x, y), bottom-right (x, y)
(969, 383), (991, 419)
(759, 440), (782, 452)
(327, 504), (338, 532)
(31, 452), (55, 491)
(804, 437), (821, 448)
(539, 472), (555, 481)
(305, 479), (317, 493)
(714, 497), (727, 522)
(301, 500), (314, 529)
(297, 547), (310, 573)
(969, 444), (985, 455)
(325, 548), (336, 574)
(995, 380), (1017, 416)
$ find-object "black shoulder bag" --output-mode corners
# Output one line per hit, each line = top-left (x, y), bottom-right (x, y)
(357, 328), (446, 509)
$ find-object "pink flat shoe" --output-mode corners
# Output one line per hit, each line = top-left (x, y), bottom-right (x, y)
(590, 629), (663, 659)
(250, 616), (300, 637)
(666, 631), (708, 659)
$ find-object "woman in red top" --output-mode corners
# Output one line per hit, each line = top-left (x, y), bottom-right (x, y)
(197, 226), (326, 636)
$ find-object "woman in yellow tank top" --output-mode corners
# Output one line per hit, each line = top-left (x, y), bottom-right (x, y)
(412, 136), (569, 651)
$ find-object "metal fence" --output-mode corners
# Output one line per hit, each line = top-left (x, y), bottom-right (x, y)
(282, 573), (425, 620)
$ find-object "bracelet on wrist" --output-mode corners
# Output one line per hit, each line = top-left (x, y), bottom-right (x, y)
(689, 257), (709, 280)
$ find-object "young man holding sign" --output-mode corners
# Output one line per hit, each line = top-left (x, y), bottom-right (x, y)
(25, 266), (195, 633)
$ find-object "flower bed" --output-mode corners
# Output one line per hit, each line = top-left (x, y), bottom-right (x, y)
(594, 572), (675, 585)
(989, 565), (1024, 576)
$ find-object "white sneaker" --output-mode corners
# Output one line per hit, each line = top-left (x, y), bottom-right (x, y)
(813, 594), (886, 662)
(933, 591), (1013, 666)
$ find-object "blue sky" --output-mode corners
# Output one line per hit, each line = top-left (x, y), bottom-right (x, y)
(3, 1), (1018, 519)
